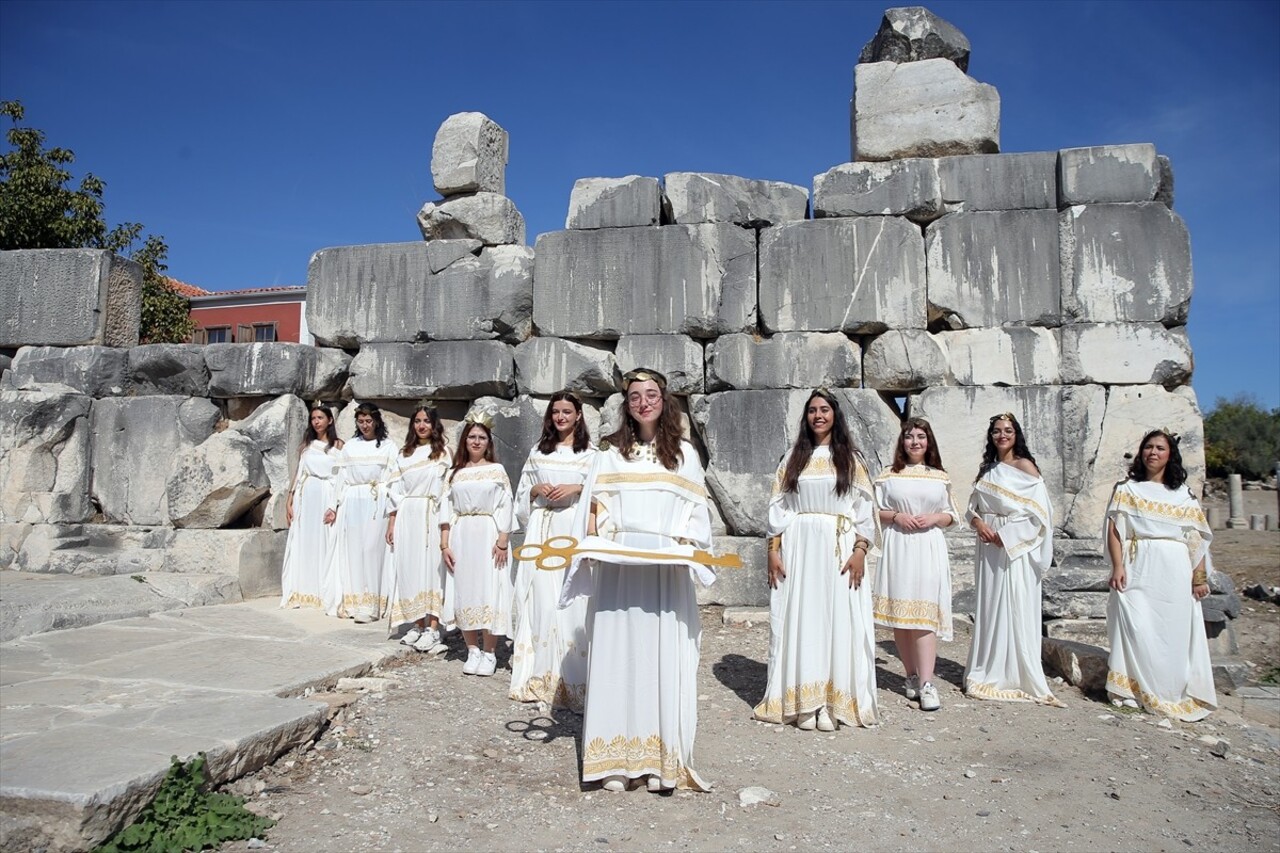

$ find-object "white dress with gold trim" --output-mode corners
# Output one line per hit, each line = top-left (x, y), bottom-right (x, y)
(563, 439), (714, 791)
(324, 436), (398, 618)
(1105, 479), (1216, 721)
(510, 444), (594, 710)
(384, 446), (450, 629)
(280, 440), (338, 610)
(440, 462), (515, 636)
(872, 465), (959, 640)
(753, 447), (879, 728)
(964, 462), (1060, 705)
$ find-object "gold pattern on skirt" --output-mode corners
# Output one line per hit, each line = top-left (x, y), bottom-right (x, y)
(388, 590), (445, 625)
(338, 592), (388, 618)
(1106, 670), (1212, 720)
(582, 734), (692, 788)
(455, 604), (510, 631)
(872, 595), (945, 632)
(752, 680), (875, 726)
(966, 678), (1064, 707)
(510, 672), (586, 711)
(283, 592), (325, 610)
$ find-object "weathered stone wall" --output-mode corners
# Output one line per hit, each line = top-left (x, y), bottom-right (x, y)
(0, 7), (1226, 631)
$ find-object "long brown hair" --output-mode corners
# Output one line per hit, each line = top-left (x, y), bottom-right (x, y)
(537, 391), (591, 454)
(402, 404), (447, 459)
(301, 403), (339, 453)
(605, 370), (684, 471)
(892, 417), (945, 472)
(450, 420), (498, 476)
(781, 389), (860, 496)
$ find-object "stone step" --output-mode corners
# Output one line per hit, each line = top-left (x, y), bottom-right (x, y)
(0, 598), (409, 852)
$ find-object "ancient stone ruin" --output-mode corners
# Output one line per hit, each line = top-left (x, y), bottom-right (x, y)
(1, 7), (1236, 683)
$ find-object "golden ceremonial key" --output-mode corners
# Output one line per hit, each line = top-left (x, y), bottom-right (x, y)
(514, 535), (743, 571)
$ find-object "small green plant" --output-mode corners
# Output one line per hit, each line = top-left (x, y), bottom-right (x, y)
(1260, 667), (1280, 686)
(94, 753), (274, 853)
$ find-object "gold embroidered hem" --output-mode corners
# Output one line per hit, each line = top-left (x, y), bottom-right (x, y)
(455, 604), (510, 633)
(388, 591), (445, 625)
(282, 592), (325, 610)
(1106, 670), (1213, 721)
(872, 595), (945, 634)
(581, 734), (709, 791)
(509, 672), (585, 711)
(752, 680), (877, 727)
(337, 592), (387, 617)
(966, 678), (1064, 707)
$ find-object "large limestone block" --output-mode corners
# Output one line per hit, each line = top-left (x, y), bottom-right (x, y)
(859, 6), (971, 71)
(926, 209), (1061, 328)
(232, 395), (308, 531)
(759, 218), (926, 333)
(167, 430), (270, 529)
(862, 329), (948, 391)
(1060, 384), (1205, 538)
(1155, 155), (1175, 208)
(707, 332), (861, 391)
(348, 341), (516, 399)
(1058, 144), (1159, 206)
(663, 172), (808, 227)
(614, 335), (705, 394)
(937, 327), (1060, 386)
(8, 345), (128, 397)
(0, 249), (142, 347)
(1061, 203), (1193, 324)
(566, 176), (662, 229)
(533, 225), (756, 339)
(852, 59), (999, 161)
(90, 396), (221, 525)
(691, 389), (901, 536)
(204, 343), (351, 398)
(8, 523), (174, 575)
(127, 344), (209, 396)
(425, 238), (483, 273)
(697, 536), (768, 607)
(307, 243), (534, 347)
(907, 385), (1109, 529)
(514, 338), (617, 396)
(165, 528), (287, 598)
(937, 152), (1057, 212)
(1059, 323), (1193, 387)
(416, 192), (525, 246)
(430, 111), (509, 196)
(0, 389), (93, 524)
(813, 159), (942, 222)
(1042, 637), (1108, 693)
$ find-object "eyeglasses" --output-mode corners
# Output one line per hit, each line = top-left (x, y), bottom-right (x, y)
(627, 391), (663, 406)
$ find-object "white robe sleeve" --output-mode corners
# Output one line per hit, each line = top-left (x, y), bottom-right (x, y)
(494, 469), (515, 535)
(514, 450), (536, 530)
(766, 456), (796, 539)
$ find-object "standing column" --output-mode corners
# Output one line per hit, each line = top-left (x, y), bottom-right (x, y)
(1226, 473), (1247, 529)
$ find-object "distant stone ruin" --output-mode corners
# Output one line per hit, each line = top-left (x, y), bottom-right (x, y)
(0, 7), (1234, 654)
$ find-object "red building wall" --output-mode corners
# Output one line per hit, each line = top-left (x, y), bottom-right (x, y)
(191, 302), (303, 343)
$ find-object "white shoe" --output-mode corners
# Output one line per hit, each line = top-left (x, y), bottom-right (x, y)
(400, 628), (422, 646)
(602, 776), (627, 792)
(352, 609), (376, 624)
(442, 623), (459, 635)
(462, 646), (482, 675)
(904, 674), (920, 700)
(411, 630), (441, 652)
(920, 682), (941, 712)
(816, 707), (837, 731)
(475, 651), (497, 677)
(646, 776), (663, 793)
(796, 712), (817, 731)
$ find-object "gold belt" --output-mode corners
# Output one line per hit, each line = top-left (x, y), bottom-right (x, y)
(796, 511), (853, 560)
(1127, 534), (1185, 563)
(532, 503), (574, 546)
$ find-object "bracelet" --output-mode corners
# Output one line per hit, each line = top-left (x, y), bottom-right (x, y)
(853, 541), (869, 553)
(496, 543), (509, 550)
(767, 535), (782, 553)
(440, 543), (449, 551)
(1191, 570), (1207, 586)
(891, 511), (899, 524)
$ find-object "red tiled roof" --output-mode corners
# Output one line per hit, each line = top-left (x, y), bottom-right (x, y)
(206, 285), (306, 296)
(165, 278), (211, 298)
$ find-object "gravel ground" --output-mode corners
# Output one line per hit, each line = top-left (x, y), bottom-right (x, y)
(224, 593), (1280, 853)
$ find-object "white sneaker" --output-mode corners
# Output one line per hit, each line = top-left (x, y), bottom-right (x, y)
(904, 674), (920, 700)
(796, 711), (817, 731)
(602, 775), (626, 792)
(646, 776), (663, 792)
(462, 646), (482, 675)
(352, 609), (376, 624)
(919, 682), (941, 712)
(475, 651), (497, 677)
(400, 628), (422, 646)
(816, 707), (837, 731)
(412, 630), (441, 652)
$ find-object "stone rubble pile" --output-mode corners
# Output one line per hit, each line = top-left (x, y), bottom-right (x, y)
(0, 7), (1231, 646)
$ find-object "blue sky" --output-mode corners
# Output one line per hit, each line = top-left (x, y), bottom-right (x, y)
(2, 0), (1276, 410)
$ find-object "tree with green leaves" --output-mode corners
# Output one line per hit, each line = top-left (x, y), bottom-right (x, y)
(0, 100), (195, 343)
(1204, 395), (1280, 480)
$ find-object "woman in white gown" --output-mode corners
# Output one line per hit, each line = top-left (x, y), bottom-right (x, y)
(964, 413), (1060, 706)
(324, 403), (398, 622)
(440, 414), (514, 678)
(385, 404), (450, 651)
(872, 417), (958, 712)
(1105, 429), (1216, 720)
(753, 389), (878, 732)
(563, 369), (716, 793)
(280, 402), (342, 610)
(510, 392), (594, 709)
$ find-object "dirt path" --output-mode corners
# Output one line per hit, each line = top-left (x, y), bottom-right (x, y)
(225, 607), (1279, 853)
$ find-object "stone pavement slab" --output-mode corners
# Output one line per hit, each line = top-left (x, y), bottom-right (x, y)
(0, 597), (409, 852)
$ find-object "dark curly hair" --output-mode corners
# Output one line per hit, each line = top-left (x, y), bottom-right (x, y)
(781, 389), (861, 497)
(536, 391), (591, 455)
(402, 404), (447, 460)
(975, 412), (1038, 482)
(353, 402), (389, 447)
(1127, 429), (1187, 490)
(891, 417), (945, 473)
